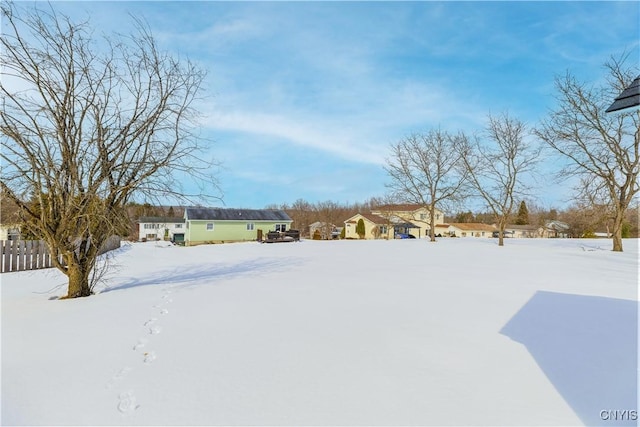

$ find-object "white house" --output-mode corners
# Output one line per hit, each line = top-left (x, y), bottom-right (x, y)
(0, 224), (21, 240)
(436, 223), (497, 238)
(542, 220), (571, 238)
(502, 224), (544, 238)
(137, 217), (186, 243)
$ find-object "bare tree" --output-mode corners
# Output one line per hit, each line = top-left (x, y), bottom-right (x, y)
(1, 4), (216, 298)
(385, 129), (468, 241)
(534, 54), (639, 252)
(456, 113), (541, 246)
(314, 200), (341, 240)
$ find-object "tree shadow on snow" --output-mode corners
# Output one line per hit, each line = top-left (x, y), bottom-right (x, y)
(101, 256), (304, 293)
(500, 291), (638, 426)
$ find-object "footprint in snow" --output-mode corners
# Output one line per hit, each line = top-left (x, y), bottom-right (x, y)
(133, 338), (148, 351)
(105, 367), (132, 390)
(117, 390), (140, 414)
(143, 351), (157, 364)
(143, 318), (157, 326)
(148, 325), (161, 335)
(160, 308), (169, 315)
(153, 299), (172, 308)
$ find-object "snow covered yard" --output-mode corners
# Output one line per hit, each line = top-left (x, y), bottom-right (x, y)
(1, 238), (637, 426)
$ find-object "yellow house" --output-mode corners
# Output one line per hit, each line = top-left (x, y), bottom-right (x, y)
(344, 213), (394, 239)
(344, 204), (445, 240)
(370, 204), (445, 239)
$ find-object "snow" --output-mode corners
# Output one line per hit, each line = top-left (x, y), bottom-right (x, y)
(1, 238), (638, 426)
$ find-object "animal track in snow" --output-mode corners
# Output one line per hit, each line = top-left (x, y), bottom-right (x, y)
(160, 308), (169, 315)
(117, 390), (140, 414)
(148, 325), (162, 335)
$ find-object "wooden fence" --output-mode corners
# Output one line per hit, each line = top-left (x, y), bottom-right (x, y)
(1, 236), (121, 273)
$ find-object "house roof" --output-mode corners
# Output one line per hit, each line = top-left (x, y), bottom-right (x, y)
(505, 224), (541, 231)
(449, 223), (496, 232)
(359, 212), (389, 224)
(185, 207), (292, 222)
(309, 221), (335, 228)
(345, 213), (387, 225)
(545, 220), (570, 231)
(138, 216), (185, 223)
(606, 76), (640, 113)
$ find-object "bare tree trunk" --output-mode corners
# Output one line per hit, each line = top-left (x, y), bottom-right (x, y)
(66, 258), (92, 298)
(498, 219), (506, 247)
(611, 209), (625, 252)
(65, 239), (98, 298)
(429, 206), (436, 242)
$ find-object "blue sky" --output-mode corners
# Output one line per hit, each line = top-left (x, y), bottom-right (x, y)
(33, 2), (640, 210)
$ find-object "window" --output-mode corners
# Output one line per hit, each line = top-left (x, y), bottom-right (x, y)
(206, 223), (214, 231)
(275, 224), (287, 232)
(246, 223), (255, 231)
(380, 225), (388, 234)
(175, 224), (183, 229)
(420, 214), (426, 220)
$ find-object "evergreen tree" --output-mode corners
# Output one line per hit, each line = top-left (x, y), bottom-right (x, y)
(515, 201), (529, 225)
(356, 218), (366, 239)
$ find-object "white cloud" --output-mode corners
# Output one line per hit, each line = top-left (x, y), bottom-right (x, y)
(202, 108), (386, 166)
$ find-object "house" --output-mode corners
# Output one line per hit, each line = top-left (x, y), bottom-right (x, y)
(308, 222), (342, 240)
(137, 217), (186, 243)
(343, 204), (445, 240)
(184, 207), (293, 246)
(0, 198), (21, 240)
(343, 212), (421, 240)
(502, 224), (544, 238)
(344, 213), (394, 240)
(0, 224), (21, 240)
(543, 220), (571, 238)
(371, 204), (445, 239)
(436, 223), (497, 238)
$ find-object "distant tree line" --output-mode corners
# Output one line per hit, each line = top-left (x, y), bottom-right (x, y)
(267, 197), (638, 239)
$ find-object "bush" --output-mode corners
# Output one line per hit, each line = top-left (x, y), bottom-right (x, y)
(621, 222), (631, 238)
